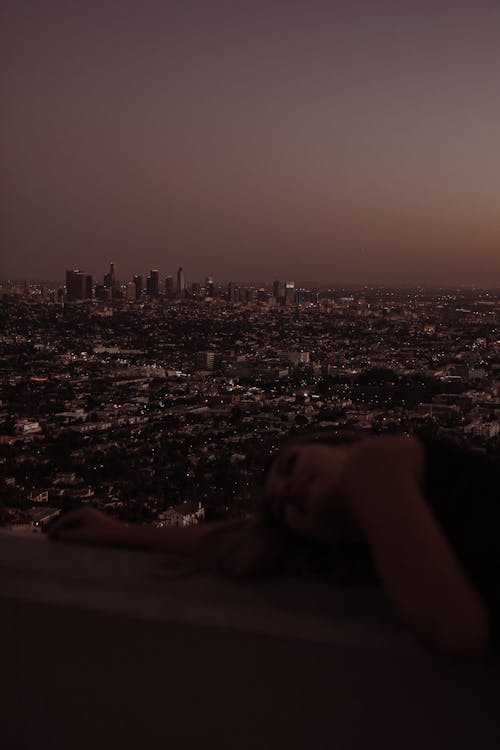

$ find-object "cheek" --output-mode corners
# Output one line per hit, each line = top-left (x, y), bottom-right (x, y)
(265, 469), (280, 497)
(265, 472), (287, 511)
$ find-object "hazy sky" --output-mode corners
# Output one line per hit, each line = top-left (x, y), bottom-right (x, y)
(2, 0), (500, 285)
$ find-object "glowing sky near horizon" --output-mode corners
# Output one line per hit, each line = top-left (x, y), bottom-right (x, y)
(1, 0), (500, 285)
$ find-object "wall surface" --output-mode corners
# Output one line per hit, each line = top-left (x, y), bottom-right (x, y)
(1, 530), (499, 750)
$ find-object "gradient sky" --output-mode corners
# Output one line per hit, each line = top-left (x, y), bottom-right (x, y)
(1, 0), (500, 285)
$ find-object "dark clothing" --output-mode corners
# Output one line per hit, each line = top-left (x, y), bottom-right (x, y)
(418, 435), (500, 644)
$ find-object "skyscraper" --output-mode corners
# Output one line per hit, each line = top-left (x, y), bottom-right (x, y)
(133, 275), (143, 299)
(66, 269), (92, 301)
(66, 269), (82, 300)
(273, 280), (282, 303)
(164, 275), (173, 298)
(147, 269), (159, 298)
(284, 281), (295, 306)
(205, 276), (214, 298)
(84, 274), (93, 300)
(246, 287), (256, 303)
(151, 269), (159, 296)
(103, 262), (116, 290)
(177, 267), (186, 298)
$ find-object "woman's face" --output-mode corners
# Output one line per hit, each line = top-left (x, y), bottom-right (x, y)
(265, 441), (351, 540)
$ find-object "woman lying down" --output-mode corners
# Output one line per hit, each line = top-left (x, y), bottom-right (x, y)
(49, 431), (500, 657)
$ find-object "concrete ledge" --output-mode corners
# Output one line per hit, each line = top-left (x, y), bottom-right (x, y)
(1, 530), (500, 749)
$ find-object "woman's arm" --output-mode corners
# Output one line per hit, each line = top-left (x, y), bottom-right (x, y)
(48, 508), (280, 576)
(282, 435), (490, 655)
(48, 507), (244, 558)
(341, 436), (491, 656)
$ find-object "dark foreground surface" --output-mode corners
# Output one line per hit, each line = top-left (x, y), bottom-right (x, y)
(1, 529), (499, 750)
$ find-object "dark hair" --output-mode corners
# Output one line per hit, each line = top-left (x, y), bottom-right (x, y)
(255, 427), (360, 521)
(165, 428), (375, 584)
(218, 428), (377, 584)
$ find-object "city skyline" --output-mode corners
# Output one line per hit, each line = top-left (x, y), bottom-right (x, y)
(4, 266), (500, 290)
(2, 1), (500, 285)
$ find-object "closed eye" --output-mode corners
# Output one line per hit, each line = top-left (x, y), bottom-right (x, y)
(279, 449), (299, 477)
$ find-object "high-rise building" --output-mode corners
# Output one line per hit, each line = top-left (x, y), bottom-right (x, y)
(126, 282), (136, 300)
(103, 262), (116, 289)
(196, 351), (215, 370)
(273, 280), (282, 303)
(66, 270), (82, 300)
(295, 288), (313, 305)
(245, 287), (256, 304)
(284, 281), (295, 306)
(95, 283), (111, 301)
(164, 275), (173, 298)
(84, 274), (93, 300)
(205, 276), (214, 298)
(147, 269), (159, 298)
(177, 267), (186, 298)
(227, 282), (235, 302)
(133, 275), (143, 299)
(66, 270), (92, 301)
(103, 262), (121, 298)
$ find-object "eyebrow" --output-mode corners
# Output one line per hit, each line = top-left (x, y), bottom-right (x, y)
(276, 447), (299, 476)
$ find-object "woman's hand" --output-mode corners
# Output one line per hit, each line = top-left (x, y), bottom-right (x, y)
(198, 518), (287, 577)
(48, 509), (286, 577)
(48, 507), (128, 547)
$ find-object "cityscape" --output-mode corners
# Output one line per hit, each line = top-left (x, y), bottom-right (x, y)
(1, 263), (500, 533)
(4, 0), (500, 742)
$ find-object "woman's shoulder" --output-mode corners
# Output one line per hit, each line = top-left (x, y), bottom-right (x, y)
(412, 431), (500, 520)
(347, 431), (500, 489)
(415, 431), (500, 475)
(346, 433), (426, 482)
